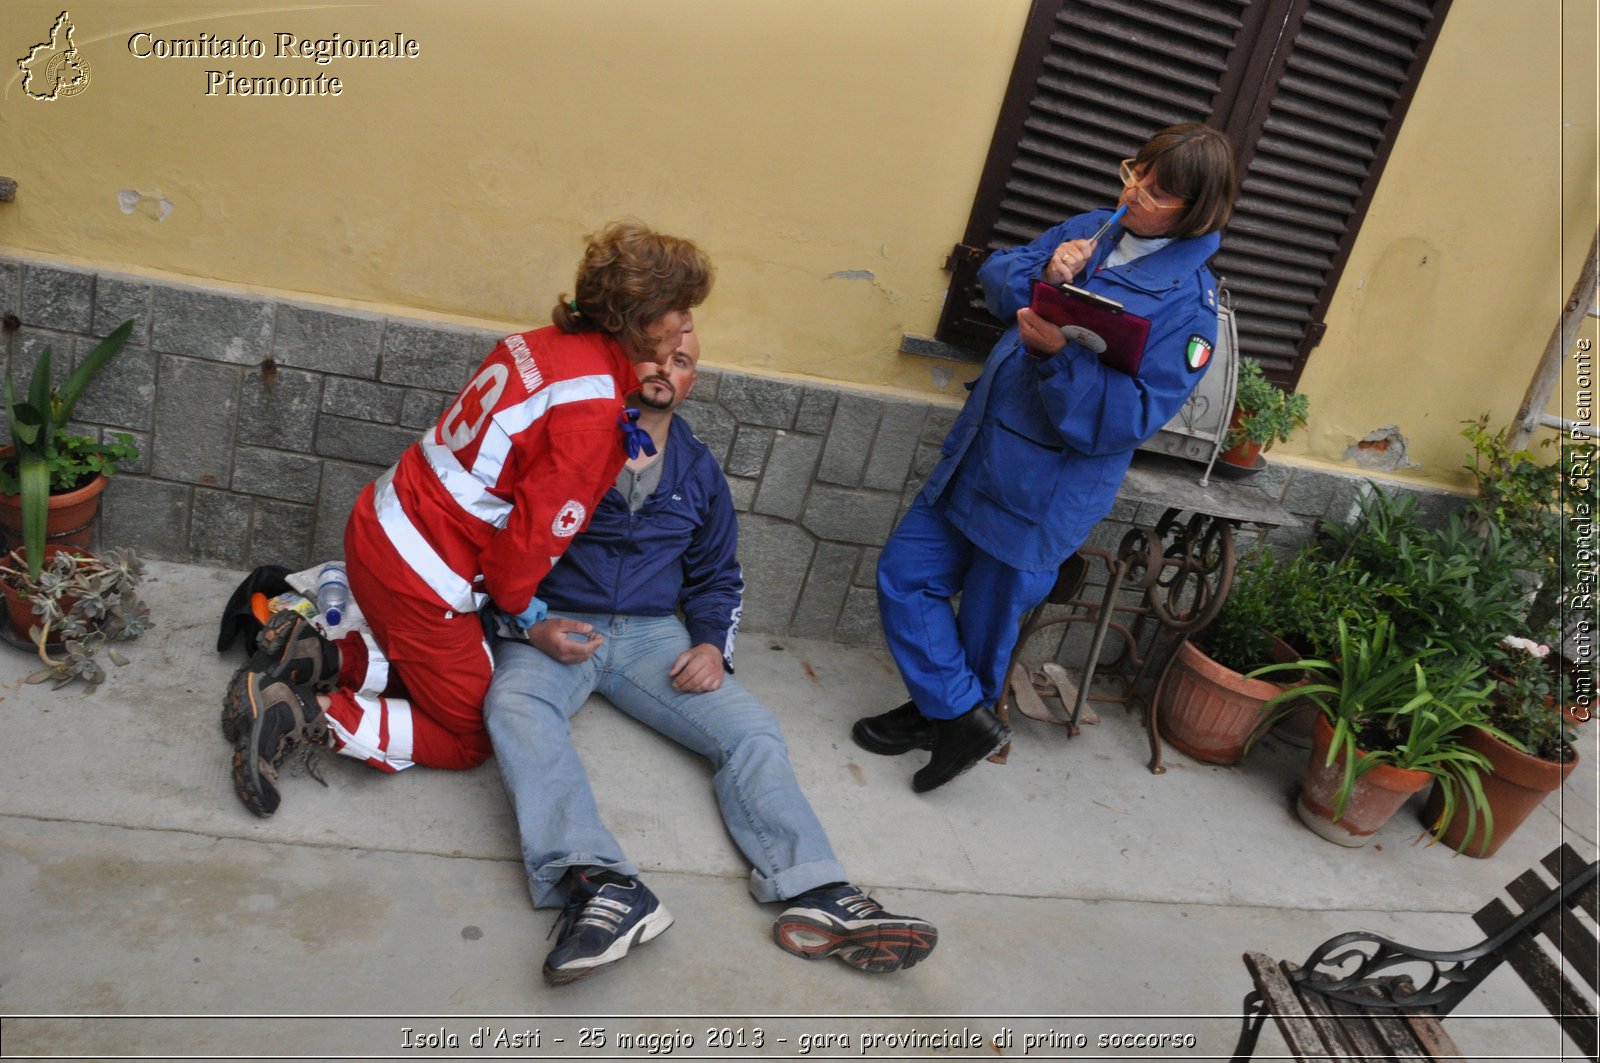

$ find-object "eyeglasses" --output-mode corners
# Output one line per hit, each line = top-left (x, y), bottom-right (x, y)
(1119, 159), (1185, 212)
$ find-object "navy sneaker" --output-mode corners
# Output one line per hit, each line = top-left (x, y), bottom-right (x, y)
(773, 884), (937, 972)
(543, 869), (673, 986)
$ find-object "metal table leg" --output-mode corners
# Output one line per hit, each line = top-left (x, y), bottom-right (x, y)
(997, 509), (1237, 771)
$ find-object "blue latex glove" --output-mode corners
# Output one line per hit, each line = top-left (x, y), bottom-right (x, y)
(511, 595), (549, 631)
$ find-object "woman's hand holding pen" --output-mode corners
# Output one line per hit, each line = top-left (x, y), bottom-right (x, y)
(1043, 238), (1097, 285)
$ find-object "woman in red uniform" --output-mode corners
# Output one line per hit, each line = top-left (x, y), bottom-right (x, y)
(228, 222), (714, 816)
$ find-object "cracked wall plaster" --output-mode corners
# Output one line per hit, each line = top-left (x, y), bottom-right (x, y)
(1345, 425), (1417, 471)
(118, 190), (173, 221)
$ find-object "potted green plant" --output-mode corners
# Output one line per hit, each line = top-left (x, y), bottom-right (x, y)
(1421, 636), (1580, 858)
(1219, 540), (1390, 746)
(1249, 617), (1506, 848)
(1459, 414), (1595, 642)
(1218, 358), (1309, 472)
(0, 319), (138, 581)
(0, 544), (150, 686)
(1157, 550), (1286, 764)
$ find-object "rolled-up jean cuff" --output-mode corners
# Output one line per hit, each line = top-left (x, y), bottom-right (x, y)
(532, 855), (641, 909)
(750, 859), (850, 905)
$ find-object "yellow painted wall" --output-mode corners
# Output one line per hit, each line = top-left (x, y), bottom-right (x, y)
(1285, 0), (1597, 489)
(0, 0), (1592, 491)
(0, 0), (1028, 388)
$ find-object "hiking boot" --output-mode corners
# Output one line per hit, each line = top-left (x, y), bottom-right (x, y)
(543, 869), (673, 986)
(773, 884), (938, 972)
(255, 611), (340, 677)
(851, 700), (934, 756)
(221, 613), (340, 743)
(230, 671), (328, 818)
(912, 704), (1010, 793)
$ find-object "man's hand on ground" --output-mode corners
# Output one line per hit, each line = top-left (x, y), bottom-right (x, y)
(669, 642), (724, 693)
(528, 618), (605, 663)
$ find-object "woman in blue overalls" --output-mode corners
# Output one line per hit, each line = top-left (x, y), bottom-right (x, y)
(858, 123), (1238, 792)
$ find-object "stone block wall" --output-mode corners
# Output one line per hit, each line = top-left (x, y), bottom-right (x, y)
(0, 254), (1468, 653)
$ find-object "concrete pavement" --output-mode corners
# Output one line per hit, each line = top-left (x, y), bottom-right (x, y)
(1, 560), (1594, 1060)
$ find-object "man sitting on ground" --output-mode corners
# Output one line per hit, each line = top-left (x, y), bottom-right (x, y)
(483, 330), (938, 986)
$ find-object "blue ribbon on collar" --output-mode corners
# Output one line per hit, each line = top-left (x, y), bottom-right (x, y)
(618, 408), (657, 460)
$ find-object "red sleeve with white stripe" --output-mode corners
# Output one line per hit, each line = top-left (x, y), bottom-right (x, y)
(464, 331), (630, 617)
(480, 414), (626, 617)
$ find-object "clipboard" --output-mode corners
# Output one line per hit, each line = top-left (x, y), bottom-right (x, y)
(1027, 279), (1152, 376)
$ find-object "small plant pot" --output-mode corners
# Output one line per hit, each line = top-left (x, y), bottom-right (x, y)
(1296, 714), (1431, 847)
(1217, 439), (1264, 469)
(1421, 726), (1578, 858)
(1, 581), (38, 643)
(1217, 409), (1264, 469)
(1156, 639), (1283, 765)
(0, 544), (88, 645)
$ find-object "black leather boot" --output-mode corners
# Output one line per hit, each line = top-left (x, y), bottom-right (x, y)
(851, 700), (934, 756)
(912, 705), (1010, 793)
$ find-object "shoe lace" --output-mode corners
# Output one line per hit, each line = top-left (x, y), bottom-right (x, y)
(287, 741), (330, 788)
(271, 690), (331, 788)
(257, 611), (304, 655)
(547, 885), (632, 942)
(834, 889), (884, 918)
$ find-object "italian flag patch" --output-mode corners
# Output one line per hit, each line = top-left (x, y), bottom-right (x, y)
(1185, 335), (1212, 372)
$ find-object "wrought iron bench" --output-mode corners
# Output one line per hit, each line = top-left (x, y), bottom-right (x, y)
(1232, 843), (1599, 1062)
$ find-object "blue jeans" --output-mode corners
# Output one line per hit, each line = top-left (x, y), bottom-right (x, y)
(877, 496), (1059, 719)
(484, 612), (847, 908)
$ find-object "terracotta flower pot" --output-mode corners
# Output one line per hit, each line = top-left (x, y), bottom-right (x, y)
(0, 452), (108, 552)
(1217, 408), (1264, 468)
(0, 543), (90, 644)
(1296, 714), (1431, 847)
(0, 577), (31, 643)
(1157, 639), (1283, 765)
(1266, 635), (1318, 747)
(1421, 726), (1578, 858)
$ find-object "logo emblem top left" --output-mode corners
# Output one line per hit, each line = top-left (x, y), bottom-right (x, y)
(19, 12), (91, 101)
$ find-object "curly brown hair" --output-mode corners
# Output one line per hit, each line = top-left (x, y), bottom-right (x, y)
(1133, 123), (1238, 240)
(552, 222), (714, 355)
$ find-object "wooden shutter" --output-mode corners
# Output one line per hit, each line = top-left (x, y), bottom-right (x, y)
(935, 0), (1451, 388)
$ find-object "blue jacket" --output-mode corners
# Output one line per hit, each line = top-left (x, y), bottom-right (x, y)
(536, 415), (744, 668)
(924, 208), (1221, 572)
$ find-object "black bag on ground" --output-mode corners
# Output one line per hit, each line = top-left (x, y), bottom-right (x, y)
(216, 564), (292, 654)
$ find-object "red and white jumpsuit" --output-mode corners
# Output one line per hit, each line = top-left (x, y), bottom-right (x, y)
(329, 327), (636, 771)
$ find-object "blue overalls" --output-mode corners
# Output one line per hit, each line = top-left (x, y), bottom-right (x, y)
(878, 209), (1221, 719)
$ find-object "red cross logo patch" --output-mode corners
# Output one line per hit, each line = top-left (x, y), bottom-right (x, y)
(552, 500), (586, 538)
(442, 363), (508, 450)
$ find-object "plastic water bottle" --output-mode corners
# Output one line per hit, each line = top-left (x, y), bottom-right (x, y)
(316, 562), (350, 628)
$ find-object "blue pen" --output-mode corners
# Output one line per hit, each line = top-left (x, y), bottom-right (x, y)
(1088, 202), (1128, 244)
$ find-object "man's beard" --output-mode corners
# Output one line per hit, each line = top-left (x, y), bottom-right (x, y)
(633, 378), (674, 411)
